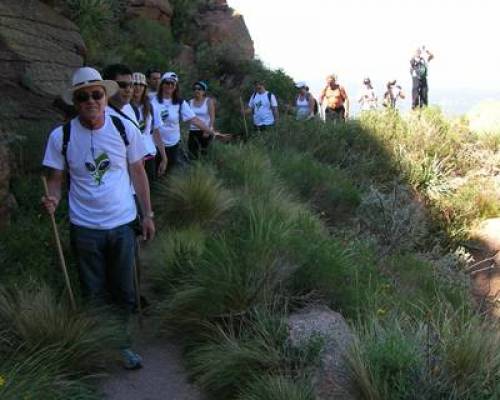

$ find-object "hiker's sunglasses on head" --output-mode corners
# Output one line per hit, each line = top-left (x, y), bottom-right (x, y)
(74, 90), (105, 103)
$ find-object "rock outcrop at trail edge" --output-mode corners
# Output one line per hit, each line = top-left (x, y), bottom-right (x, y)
(0, 0), (85, 224)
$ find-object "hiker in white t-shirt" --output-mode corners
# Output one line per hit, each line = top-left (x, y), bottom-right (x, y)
(102, 64), (138, 124)
(41, 67), (155, 370)
(151, 72), (215, 175)
(294, 81), (316, 120)
(132, 72), (157, 182)
(188, 80), (216, 159)
(146, 67), (161, 101)
(247, 79), (279, 131)
(359, 78), (378, 111)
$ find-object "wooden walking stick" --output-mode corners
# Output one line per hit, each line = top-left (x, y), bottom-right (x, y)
(133, 237), (143, 329)
(41, 176), (76, 311)
(239, 96), (249, 141)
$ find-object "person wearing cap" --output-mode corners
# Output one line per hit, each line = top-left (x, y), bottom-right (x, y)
(247, 79), (279, 131)
(294, 81), (316, 120)
(358, 78), (378, 111)
(383, 80), (406, 109)
(145, 67), (162, 100)
(132, 72), (157, 182)
(410, 46), (434, 109)
(151, 72), (215, 174)
(188, 80), (216, 159)
(319, 74), (350, 122)
(102, 64), (139, 126)
(41, 67), (155, 370)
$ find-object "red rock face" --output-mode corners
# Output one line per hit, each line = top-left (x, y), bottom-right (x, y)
(127, 0), (174, 25)
(193, 5), (254, 60)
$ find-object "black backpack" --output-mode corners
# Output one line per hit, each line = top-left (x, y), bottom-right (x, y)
(250, 91), (276, 109)
(61, 115), (129, 188)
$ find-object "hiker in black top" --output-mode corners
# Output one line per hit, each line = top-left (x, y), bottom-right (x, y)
(410, 46), (434, 109)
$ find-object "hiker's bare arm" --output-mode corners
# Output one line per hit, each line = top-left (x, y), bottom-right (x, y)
(272, 106), (279, 123)
(208, 98), (216, 130)
(308, 95), (315, 115)
(41, 168), (64, 215)
(189, 117), (215, 135)
(153, 128), (167, 176)
(129, 160), (155, 241)
(342, 88), (350, 117)
(426, 50), (434, 62)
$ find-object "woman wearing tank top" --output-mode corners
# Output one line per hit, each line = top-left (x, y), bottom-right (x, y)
(188, 81), (215, 159)
(295, 82), (315, 120)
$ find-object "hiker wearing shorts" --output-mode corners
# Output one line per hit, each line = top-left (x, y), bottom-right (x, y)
(188, 81), (216, 159)
(319, 74), (350, 122)
(41, 67), (155, 370)
(247, 79), (279, 131)
(151, 72), (215, 175)
(410, 46), (434, 109)
(132, 72), (157, 182)
(358, 78), (378, 111)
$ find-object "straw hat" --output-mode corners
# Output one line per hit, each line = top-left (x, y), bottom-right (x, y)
(62, 67), (118, 105)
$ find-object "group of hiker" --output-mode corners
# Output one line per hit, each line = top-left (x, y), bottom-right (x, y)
(40, 45), (434, 370)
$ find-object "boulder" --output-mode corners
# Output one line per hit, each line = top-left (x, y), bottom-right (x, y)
(191, 1), (254, 60)
(472, 218), (500, 252)
(127, 0), (173, 25)
(288, 306), (355, 400)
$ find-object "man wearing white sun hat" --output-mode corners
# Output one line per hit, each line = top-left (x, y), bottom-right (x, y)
(41, 66), (155, 370)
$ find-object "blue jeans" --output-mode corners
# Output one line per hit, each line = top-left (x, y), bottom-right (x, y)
(70, 222), (137, 313)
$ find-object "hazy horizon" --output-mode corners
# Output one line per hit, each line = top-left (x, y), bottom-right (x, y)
(227, 0), (500, 115)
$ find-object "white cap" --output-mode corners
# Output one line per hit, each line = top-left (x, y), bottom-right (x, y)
(62, 67), (118, 105)
(161, 71), (178, 83)
(295, 81), (307, 89)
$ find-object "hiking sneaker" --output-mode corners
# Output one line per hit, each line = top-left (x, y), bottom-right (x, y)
(121, 348), (143, 370)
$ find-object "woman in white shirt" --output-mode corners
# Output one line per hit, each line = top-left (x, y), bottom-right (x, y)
(151, 72), (214, 175)
(294, 81), (315, 120)
(132, 72), (157, 182)
(188, 81), (215, 159)
(358, 78), (378, 111)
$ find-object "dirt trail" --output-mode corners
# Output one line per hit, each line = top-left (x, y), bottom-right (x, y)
(100, 319), (205, 400)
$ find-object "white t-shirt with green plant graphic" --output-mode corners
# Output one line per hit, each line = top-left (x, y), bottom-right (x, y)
(151, 98), (195, 147)
(248, 91), (278, 126)
(42, 116), (146, 230)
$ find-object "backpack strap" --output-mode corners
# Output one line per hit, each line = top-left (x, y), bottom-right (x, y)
(130, 104), (141, 123)
(267, 91), (273, 105)
(110, 115), (129, 146)
(108, 104), (140, 129)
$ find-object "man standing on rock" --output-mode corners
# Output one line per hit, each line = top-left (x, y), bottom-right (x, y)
(41, 67), (155, 370)
(410, 46), (434, 109)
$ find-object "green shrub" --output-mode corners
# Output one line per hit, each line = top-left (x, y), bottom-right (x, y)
(238, 375), (314, 400)
(0, 285), (121, 373)
(154, 164), (234, 228)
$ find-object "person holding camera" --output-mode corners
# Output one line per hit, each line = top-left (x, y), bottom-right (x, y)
(410, 46), (434, 109)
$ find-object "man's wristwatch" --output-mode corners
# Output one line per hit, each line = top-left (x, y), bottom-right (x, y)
(144, 211), (155, 219)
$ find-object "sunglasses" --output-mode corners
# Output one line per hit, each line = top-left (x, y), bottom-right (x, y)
(133, 82), (146, 87)
(163, 81), (176, 86)
(116, 81), (133, 89)
(74, 90), (105, 103)
(193, 86), (204, 91)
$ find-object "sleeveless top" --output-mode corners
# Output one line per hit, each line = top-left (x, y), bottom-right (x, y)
(296, 94), (311, 120)
(189, 97), (211, 131)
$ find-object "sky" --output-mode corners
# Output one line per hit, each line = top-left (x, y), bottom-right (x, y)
(227, 0), (500, 114)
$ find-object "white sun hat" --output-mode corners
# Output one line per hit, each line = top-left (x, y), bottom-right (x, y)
(295, 81), (307, 89)
(62, 67), (118, 105)
(161, 71), (178, 83)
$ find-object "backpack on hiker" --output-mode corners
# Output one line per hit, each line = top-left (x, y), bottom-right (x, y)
(250, 91), (277, 110)
(61, 115), (129, 188)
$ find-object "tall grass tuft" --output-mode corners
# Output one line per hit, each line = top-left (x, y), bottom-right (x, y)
(237, 375), (314, 400)
(0, 285), (122, 373)
(154, 164), (234, 228)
